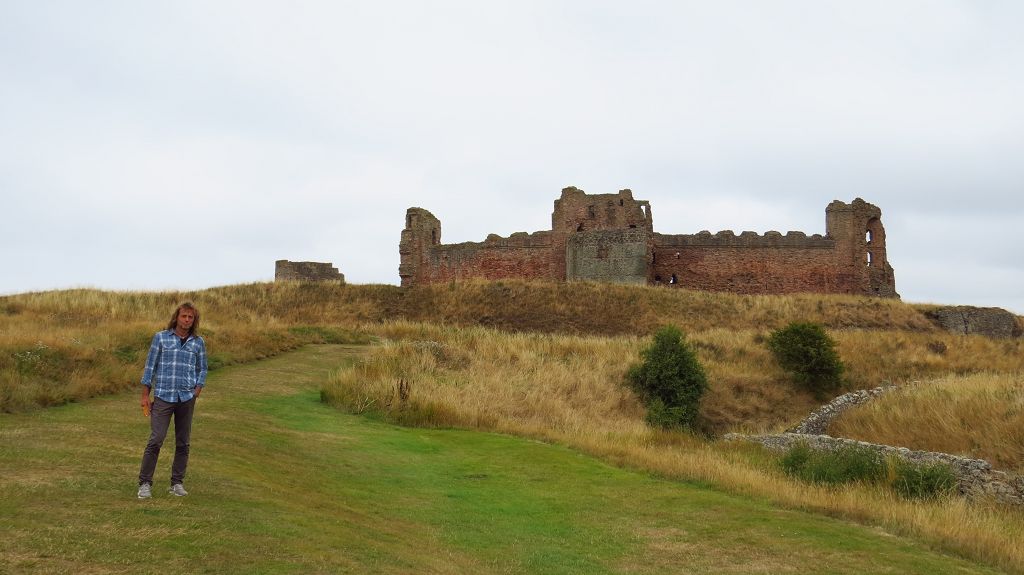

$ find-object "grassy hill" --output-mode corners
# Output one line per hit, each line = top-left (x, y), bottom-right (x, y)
(2, 280), (1023, 572)
(0, 345), (1006, 574)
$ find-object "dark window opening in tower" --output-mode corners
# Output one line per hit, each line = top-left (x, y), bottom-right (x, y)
(670, 274), (677, 284)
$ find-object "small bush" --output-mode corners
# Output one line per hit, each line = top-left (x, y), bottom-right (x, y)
(780, 443), (886, 485)
(779, 442), (813, 476)
(766, 322), (845, 396)
(626, 326), (707, 430)
(892, 460), (957, 499)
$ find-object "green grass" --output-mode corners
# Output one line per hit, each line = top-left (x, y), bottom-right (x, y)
(0, 346), (1003, 574)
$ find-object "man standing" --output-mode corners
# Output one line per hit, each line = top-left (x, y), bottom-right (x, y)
(137, 302), (208, 499)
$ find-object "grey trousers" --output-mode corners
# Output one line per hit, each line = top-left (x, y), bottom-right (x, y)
(138, 397), (196, 486)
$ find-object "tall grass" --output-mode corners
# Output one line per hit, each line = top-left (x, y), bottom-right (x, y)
(321, 322), (1024, 573)
(830, 373), (1024, 472)
(0, 287), (372, 412)
(4, 282), (1022, 423)
(5, 282), (1024, 570)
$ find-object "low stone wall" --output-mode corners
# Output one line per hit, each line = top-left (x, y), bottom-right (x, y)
(275, 260), (345, 283)
(787, 385), (897, 434)
(725, 432), (1024, 505)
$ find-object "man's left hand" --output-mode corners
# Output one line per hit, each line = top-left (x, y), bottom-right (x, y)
(194, 387), (202, 398)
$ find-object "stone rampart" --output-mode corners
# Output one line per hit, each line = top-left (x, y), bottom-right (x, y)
(419, 233), (553, 283)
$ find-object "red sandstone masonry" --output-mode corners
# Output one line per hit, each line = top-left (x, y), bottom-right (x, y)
(399, 187), (898, 298)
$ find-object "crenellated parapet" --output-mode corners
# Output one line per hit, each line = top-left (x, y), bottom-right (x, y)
(654, 230), (833, 248)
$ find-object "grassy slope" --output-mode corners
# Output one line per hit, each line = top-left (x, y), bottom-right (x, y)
(0, 345), (1000, 575)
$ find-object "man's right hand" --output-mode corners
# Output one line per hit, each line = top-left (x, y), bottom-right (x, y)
(140, 388), (151, 417)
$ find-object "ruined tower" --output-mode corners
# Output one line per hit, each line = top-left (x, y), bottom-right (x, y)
(552, 187), (653, 284)
(825, 198), (898, 297)
(398, 208), (441, 287)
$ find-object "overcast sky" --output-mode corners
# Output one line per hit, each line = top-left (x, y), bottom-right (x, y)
(2, 1), (1021, 313)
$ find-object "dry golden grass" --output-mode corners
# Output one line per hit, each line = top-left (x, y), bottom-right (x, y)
(5, 282), (1024, 571)
(830, 372), (1024, 472)
(0, 286), (371, 412)
(322, 321), (1024, 574)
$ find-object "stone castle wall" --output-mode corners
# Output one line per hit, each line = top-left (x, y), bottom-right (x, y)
(651, 231), (839, 293)
(567, 229), (650, 284)
(399, 187), (898, 298)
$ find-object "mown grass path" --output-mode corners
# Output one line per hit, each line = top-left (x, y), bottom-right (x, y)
(0, 345), (1003, 574)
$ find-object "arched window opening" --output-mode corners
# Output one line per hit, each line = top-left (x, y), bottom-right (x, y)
(866, 229), (873, 243)
(669, 274), (678, 285)
(867, 251), (873, 266)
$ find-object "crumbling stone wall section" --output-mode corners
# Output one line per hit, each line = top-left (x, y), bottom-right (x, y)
(726, 383), (1024, 505)
(726, 432), (1024, 505)
(410, 232), (554, 285)
(275, 260), (345, 283)
(786, 385), (897, 434)
(399, 187), (898, 298)
(926, 306), (1023, 338)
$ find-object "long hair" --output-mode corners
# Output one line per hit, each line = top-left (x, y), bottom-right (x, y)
(167, 302), (200, 336)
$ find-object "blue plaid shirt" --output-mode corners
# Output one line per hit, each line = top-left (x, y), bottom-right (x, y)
(141, 330), (208, 403)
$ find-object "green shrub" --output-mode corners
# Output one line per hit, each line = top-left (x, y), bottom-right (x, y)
(892, 460), (957, 499)
(626, 326), (707, 430)
(780, 442), (886, 485)
(779, 442), (813, 476)
(766, 322), (845, 396)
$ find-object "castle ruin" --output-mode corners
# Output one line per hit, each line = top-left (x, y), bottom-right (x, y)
(399, 187), (897, 298)
(275, 260), (345, 283)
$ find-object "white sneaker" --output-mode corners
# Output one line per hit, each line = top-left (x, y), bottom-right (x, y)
(137, 483), (152, 499)
(169, 483), (188, 497)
